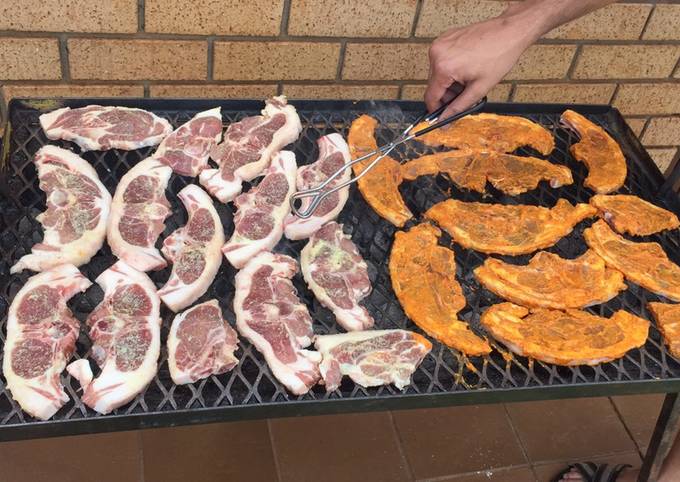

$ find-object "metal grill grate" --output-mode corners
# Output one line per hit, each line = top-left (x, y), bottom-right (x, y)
(1, 98), (680, 441)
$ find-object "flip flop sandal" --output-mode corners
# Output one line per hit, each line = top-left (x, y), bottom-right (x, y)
(551, 462), (632, 482)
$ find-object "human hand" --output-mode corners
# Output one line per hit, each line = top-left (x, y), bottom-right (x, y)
(425, 13), (538, 119)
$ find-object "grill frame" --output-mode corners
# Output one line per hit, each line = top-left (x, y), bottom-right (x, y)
(1, 97), (680, 442)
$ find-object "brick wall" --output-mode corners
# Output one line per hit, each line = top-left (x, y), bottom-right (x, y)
(0, 0), (678, 173)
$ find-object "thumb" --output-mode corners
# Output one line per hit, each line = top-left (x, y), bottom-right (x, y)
(438, 82), (487, 120)
(424, 75), (450, 114)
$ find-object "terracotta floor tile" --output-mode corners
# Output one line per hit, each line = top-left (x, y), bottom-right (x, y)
(269, 412), (411, 482)
(142, 420), (277, 482)
(612, 394), (665, 453)
(0, 430), (142, 482)
(393, 405), (526, 479)
(532, 451), (641, 482)
(506, 398), (637, 464)
(434, 465), (536, 481)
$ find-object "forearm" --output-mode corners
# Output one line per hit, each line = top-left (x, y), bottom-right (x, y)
(501, 0), (617, 44)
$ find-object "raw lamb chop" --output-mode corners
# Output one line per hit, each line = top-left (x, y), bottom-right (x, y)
(158, 184), (225, 312)
(284, 133), (351, 240)
(40, 105), (172, 151)
(234, 252), (321, 394)
(300, 222), (373, 331)
(67, 261), (161, 414)
(200, 96), (302, 203)
(107, 157), (172, 271)
(167, 299), (239, 385)
(314, 330), (432, 392)
(153, 107), (223, 177)
(3, 264), (91, 420)
(11, 146), (111, 274)
(222, 151), (297, 269)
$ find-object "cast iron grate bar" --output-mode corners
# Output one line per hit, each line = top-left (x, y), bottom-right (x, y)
(1, 98), (680, 440)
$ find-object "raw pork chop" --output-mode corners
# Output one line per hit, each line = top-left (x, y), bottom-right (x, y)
(314, 330), (432, 392)
(11, 146), (111, 273)
(300, 222), (374, 331)
(107, 158), (172, 271)
(167, 299), (239, 384)
(223, 151), (297, 269)
(158, 185), (225, 312)
(284, 133), (351, 240)
(40, 105), (172, 151)
(234, 252), (321, 394)
(67, 261), (161, 414)
(152, 107), (223, 177)
(199, 96), (302, 203)
(3, 265), (91, 420)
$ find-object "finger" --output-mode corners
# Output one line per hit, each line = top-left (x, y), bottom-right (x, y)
(424, 63), (453, 113)
(437, 82), (487, 120)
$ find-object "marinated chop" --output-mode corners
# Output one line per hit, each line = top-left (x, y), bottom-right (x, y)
(348, 115), (412, 227)
(561, 109), (626, 194)
(314, 330), (432, 392)
(200, 96), (302, 203)
(585, 220), (680, 301)
(481, 303), (649, 366)
(234, 252), (321, 395)
(425, 199), (596, 255)
(167, 299), (239, 385)
(474, 251), (626, 310)
(107, 157), (172, 271)
(224, 151), (296, 269)
(414, 113), (555, 155)
(300, 222), (374, 332)
(69, 261), (161, 415)
(10, 146), (111, 274)
(40, 105), (172, 151)
(152, 107), (223, 177)
(284, 134), (351, 240)
(390, 224), (491, 356)
(3, 265), (91, 420)
(648, 302), (680, 359)
(158, 185), (225, 312)
(590, 194), (680, 236)
(401, 149), (572, 195)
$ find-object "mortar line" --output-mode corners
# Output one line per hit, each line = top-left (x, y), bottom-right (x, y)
(671, 55), (680, 79)
(6, 30), (680, 46)
(207, 37), (215, 81)
(609, 83), (621, 106)
(565, 44), (582, 79)
(410, 0), (424, 38)
(138, 0), (145, 32)
(279, 0), (292, 36)
(638, 117), (652, 142)
(58, 34), (70, 81)
(335, 41), (347, 81)
(638, 3), (655, 41)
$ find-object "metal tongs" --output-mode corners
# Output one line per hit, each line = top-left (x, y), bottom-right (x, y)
(290, 96), (488, 218)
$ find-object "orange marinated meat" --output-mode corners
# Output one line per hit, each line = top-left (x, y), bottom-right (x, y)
(590, 194), (680, 236)
(347, 115), (412, 227)
(648, 302), (680, 359)
(425, 198), (596, 255)
(401, 149), (572, 195)
(584, 220), (680, 301)
(414, 113), (554, 155)
(474, 250), (626, 309)
(481, 303), (649, 366)
(389, 224), (491, 356)
(561, 110), (626, 194)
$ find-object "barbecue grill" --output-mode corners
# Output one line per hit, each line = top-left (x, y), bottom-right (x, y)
(1, 98), (679, 480)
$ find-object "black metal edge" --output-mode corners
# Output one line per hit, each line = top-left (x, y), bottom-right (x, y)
(7, 96), (615, 116)
(2, 379), (680, 442)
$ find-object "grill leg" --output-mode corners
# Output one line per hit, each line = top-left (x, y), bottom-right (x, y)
(638, 393), (680, 482)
